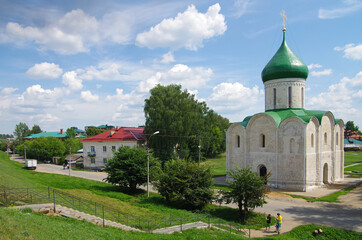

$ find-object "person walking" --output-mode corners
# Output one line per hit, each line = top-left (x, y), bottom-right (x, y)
(265, 214), (272, 231)
(275, 213), (282, 234)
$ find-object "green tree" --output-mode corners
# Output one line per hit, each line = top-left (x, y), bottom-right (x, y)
(345, 121), (361, 138)
(64, 138), (82, 155)
(217, 167), (269, 223)
(86, 126), (105, 137)
(104, 146), (153, 192)
(30, 125), (42, 134)
(153, 159), (214, 210)
(66, 128), (76, 138)
(24, 137), (65, 161)
(13, 122), (30, 143)
(144, 84), (229, 162)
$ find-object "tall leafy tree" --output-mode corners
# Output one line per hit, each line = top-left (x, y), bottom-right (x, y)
(86, 126), (105, 137)
(30, 125), (42, 134)
(217, 167), (269, 223)
(64, 138), (82, 155)
(66, 128), (76, 138)
(13, 122), (30, 143)
(23, 137), (65, 161)
(345, 121), (361, 138)
(144, 84), (229, 162)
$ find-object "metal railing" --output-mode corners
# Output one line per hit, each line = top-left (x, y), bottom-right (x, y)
(0, 187), (252, 236)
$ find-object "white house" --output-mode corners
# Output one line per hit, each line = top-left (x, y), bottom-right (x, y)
(226, 28), (344, 191)
(81, 127), (145, 169)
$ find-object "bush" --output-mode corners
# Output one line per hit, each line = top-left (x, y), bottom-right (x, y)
(153, 159), (214, 210)
(104, 146), (156, 192)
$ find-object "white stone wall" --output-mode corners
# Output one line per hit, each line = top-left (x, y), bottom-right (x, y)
(305, 118), (319, 190)
(226, 123), (245, 173)
(264, 78), (306, 110)
(83, 141), (142, 169)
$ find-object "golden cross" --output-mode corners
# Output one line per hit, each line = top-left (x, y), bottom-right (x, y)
(280, 9), (287, 29)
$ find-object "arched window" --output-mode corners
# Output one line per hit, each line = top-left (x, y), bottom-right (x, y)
(290, 138), (295, 153)
(301, 87), (304, 108)
(260, 134), (266, 148)
(236, 135), (240, 148)
(324, 132), (327, 144)
(336, 132), (339, 145)
(311, 133), (314, 147)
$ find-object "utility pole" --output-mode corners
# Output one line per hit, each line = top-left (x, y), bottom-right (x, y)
(198, 134), (201, 166)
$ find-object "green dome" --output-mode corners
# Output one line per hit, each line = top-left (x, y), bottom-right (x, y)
(262, 31), (309, 82)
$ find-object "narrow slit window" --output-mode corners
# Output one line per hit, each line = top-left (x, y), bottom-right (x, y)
(273, 88), (276, 109)
(324, 133), (327, 144)
(301, 87), (304, 108)
(237, 135), (240, 148)
(311, 133), (314, 147)
(288, 86), (292, 108)
(336, 133), (339, 145)
(260, 134), (266, 148)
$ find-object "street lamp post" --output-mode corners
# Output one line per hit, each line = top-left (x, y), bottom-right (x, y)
(147, 130), (159, 198)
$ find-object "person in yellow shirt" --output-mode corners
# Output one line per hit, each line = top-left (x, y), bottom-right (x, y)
(275, 213), (282, 234)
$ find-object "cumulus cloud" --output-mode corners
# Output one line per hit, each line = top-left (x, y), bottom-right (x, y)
(318, 1), (362, 19)
(105, 88), (143, 106)
(310, 69), (333, 77)
(80, 62), (123, 81)
(160, 51), (175, 63)
(26, 62), (63, 79)
(81, 90), (99, 102)
(308, 64), (322, 70)
(30, 113), (60, 123)
(136, 3), (227, 50)
(208, 82), (262, 111)
(308, 71), (362, 118)
(138, 64), (213, 92)
(1, 87), (18, 95)
(62, 71), (83, 90)
(334, 43), (362, 60)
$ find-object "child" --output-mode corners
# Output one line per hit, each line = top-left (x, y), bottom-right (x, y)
(275, 213), (282, 234)
(265, 214), (271, 231)
(276, 221), (281, 234)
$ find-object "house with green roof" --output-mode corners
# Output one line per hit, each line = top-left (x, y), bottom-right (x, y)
(226, 27), (344, 191)
(24, 128), (86, 141)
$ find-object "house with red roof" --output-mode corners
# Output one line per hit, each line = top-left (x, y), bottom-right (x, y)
(81, 126), (145, 169)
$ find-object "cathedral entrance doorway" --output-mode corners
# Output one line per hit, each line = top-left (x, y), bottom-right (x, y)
(259, 165), (267, 184)
(323, 163), (329, 184)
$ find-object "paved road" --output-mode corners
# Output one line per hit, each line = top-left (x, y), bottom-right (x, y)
(11, 156), (362, 235)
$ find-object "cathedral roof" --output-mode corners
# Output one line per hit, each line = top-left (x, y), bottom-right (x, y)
(261, 30), (309, 82)
(237, 108), (341, 127)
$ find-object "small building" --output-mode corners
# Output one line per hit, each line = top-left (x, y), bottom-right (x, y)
(24, 128), (86, 141)
(344, 138), (362, 151)
(81, 127), (145, 169)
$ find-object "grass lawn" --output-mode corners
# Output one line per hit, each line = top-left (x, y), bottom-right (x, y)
(0, 151), (265, 230)
(344, 151), (362, 166)
(1, 208), (361, 240)
(344, 164), (362, 172)
(202, 152), (227, 177)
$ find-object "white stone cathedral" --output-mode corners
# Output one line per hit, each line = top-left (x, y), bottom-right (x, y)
(226, 28), (344, 191)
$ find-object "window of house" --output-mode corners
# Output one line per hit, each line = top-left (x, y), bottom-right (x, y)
(103, 146), (107, 152)
(311, 133), (314, 147)
(288, 86), (292, 108)
(273, 88), (276, 109)
(260, 134), (266, 148)
(91, 158), (95, 164)
(112, 146), (116, 150)
(336, 132), (339, 145)
(90, 146), (95, 152)
(324, 133), (327, 144)
(103, 158), (107, 164)
(237, 135), (240, 148)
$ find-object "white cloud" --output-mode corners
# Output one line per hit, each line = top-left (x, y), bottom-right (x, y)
(208, 82), (262, 111)
(1, 87), (18, 95)
(80, 62), (123, 81)
(233, 0), (251, 18)
(26, 62), (63, 79)
(30, 113), (60, 123)
(138, 64), (213, 92)
(62, 71), (83, 90)
(105, 88), (142, 106)
(136, 4), (227, 50)
(334, 43), (362, 60)
(160, 51), (175, 64)
(308, 71), (362, 120)
(308, 63), (322, 70)
(310, 69), (333, 77)
(318, 1), (362, 19)
(81, 90), (99, 102)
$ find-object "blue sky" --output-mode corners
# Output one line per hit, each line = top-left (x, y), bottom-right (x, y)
(0, 0), (361, 134)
